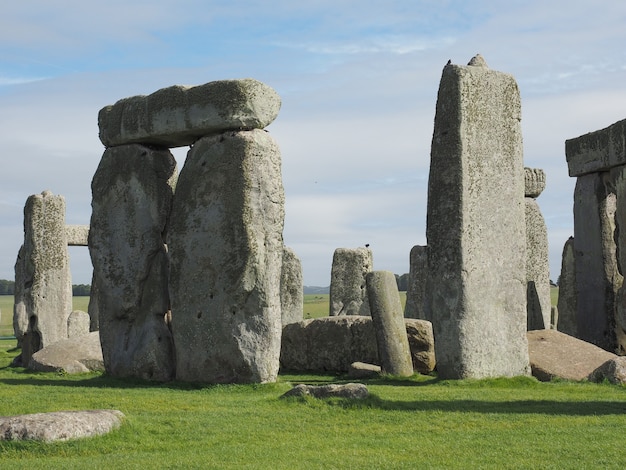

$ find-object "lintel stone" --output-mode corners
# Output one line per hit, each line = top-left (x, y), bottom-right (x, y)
(566, 118), (626, 177)
(98, 78), (281, 148)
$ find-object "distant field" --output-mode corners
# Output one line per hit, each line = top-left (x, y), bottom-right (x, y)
(1, 289), (557, 336)
(0, 295), (90, 337)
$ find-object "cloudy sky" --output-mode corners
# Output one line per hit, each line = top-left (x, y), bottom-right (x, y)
(1, 1), (625, 286)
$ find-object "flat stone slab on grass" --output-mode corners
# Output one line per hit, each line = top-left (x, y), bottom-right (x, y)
(527, 329), (616, 381)
(0, 410), (124, 442)
(29, 331), (104, 374)
(98, 78), (281, 147)
(281, 383), (369, 399)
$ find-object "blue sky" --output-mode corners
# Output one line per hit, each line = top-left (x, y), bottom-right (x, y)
(1, 1), (626, 286)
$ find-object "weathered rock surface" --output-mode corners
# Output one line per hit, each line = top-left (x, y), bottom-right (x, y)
(67, 310), (90, 338)
(588, 356), (626, 384)
(89, 144), (177, 381)
(573, 173), (618, 351)
(0, 410), (124, 442)
(557, 237), (577, 336)
(566, 118), (626, 177)
(281, 383), (369, 400)
(280, 246), (303, 326)
(527, 329), (616, 381)
(426, 56), (529, 379)
(524, 167), (546, 198)
(28, 331), (104, 374)
(15, 190), (72, 366)
(404, 245), (428, 319)
(347, 362), (381, 379)
(98, 79), (281, 147)
(280, 316), (435, 374)
(169, 129), (284, 384)
(366, 271), (413, 376)
(329, 247), (372, 316)
(525, 197), (551, 330)
(65, 225), (89, 246)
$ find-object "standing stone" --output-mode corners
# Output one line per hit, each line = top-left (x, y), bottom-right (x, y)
(13, 245), (28, 348)
(572, 173), (619, 351)
(609, 165), (626, 354)
(14, 191), (72, 366)
(67, 310), (90, 338)
(366, 271), (413, 376)
(329, 247), (373, 316)
(404, 245), (428, 319)
(425, 55), (529, 379)
(524, 168), (551, 330)
(557, 237), (577, 336)
(280, 246), (303, 326)
(89, 144), (177, 381)
(169, 129), (285, 384)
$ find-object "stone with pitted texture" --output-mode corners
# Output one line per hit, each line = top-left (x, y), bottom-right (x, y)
(65, 225), (89, 246)
(566, 118), (626, 177)
(524, 167), (546, 198)
(280, 246), (303, 326)
(98, 79), (281, 148)
(281, 383), (369, 400)
(404, 245), (428, 319)
(15, 191), (72, 367)
(28, 331), (104, 374)
(89, 144), (177, 381)
(0, 410), (124, 442)
(329, 247), (372, 316)
(525, 198), (551, 330)
(169, 129), (284, 384)
(426, 55), (529, 379)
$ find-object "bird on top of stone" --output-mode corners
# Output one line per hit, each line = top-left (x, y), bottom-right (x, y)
(446, 59), (452, 65)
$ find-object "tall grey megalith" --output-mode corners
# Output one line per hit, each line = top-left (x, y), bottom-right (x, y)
(14, 191), (72, 366)
(557, 237), (577, 336)
(169, 129), (285, 384)
(425, 55), (529, 379)
(89, 144), (177, 381)
(329, 247), (373, 316)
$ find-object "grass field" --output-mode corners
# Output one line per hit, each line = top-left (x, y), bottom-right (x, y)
(1, 338), (625, 468)
(4, 288), (624, 468)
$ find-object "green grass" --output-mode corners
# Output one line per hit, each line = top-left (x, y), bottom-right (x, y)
(551, 286), (559, 307)
(0, 341), (625, 468)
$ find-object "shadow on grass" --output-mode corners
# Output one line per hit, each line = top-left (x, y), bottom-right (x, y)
(321, 393), (626, 416)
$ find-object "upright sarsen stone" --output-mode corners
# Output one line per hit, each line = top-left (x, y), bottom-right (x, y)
(404, 245), (428, 319)
(329, 247), (373, 316)
(89, 144), (177, 381)
(169, 129), (285, 384)
(15, 191), (72, 366)
(280, 246), (304, 326)
(557, 237), (577, 336)
(425, 55), (529, 379)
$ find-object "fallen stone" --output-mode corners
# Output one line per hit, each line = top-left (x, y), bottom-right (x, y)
(98, 79), (281, 147)
(281, 383), (369, 399)
(347, 362), (381, 379)
(28, 331), (104, 374)
(588, 357), (626, 384)
(527, 329), (616, 381)
(280, 316), (435, 374)
(0, 410), (124, 442)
